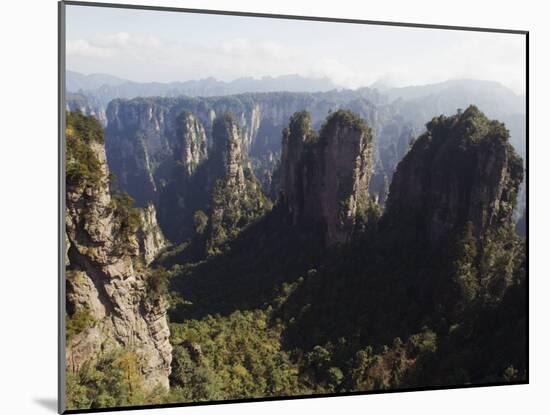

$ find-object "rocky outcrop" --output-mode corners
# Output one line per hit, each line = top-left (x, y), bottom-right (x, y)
(384, 105), (524, 244)
(174, 111), (208, 177)
(280, 110), (374, 246)
(204, 114), (270, 254)
(138, 204), (167, 265)
(66, 92), (107, 126)
(104, 100), (166, 205)
(211, 114), (246, 191)
(65, 112), (172, 391)
(103, 92), (382, 210)
(104, 92), (525, 245)
(91, 82), (524, 217)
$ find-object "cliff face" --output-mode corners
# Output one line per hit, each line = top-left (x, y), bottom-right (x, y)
(65, 113), (172, 391)
(384, 105), (524, 244)
(90, 84), (524, 216)
(103, 93), (389, 210)
(138, 203), (168, 265)
(211, 114), (246, 190)
(175, 111), (208, 177)
(66, 92), (107, 126)
(105, 98), (256, 208)
(280, 110), (374, 246)
(203, 114), (271, 254)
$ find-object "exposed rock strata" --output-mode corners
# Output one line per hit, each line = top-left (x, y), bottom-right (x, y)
(204, 114), (270, 254)
(65, 113), (172, 391)
(175, 111), (208, 177)
(279, 110), (374, 246)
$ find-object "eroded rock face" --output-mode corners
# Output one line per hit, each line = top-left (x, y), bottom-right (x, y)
(138, 204), (167, 265)
(384, 105), (524, 244)
(203, 114), (270, 254)
(175, 112), (208, 177)
(65, 113), (172, 391)
(280, 110), (374, 246)
(105, 99), (260, 208)
(103, 93), (384, 209)
(211, 114), (246, 191)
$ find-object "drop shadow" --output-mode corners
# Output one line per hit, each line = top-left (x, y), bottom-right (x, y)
(34, 398), (57, 413)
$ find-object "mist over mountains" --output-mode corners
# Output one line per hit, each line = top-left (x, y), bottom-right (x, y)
(67, 71), (525, 112)
(66, 72), (526, 150)
(66, 70), (340, 106)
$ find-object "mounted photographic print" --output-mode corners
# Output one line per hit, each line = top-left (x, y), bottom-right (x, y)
(59, 1), (528, 413)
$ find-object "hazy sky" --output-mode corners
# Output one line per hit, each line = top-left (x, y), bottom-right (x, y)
(65, 4), (526, 94)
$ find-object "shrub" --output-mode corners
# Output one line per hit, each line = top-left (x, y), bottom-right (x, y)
(66, 309), (96, 341)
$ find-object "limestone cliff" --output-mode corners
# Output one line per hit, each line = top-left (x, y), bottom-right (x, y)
(279, 110), (374, 246)
(204, 114), (271, 254)
(384, 105), (524, 244)
(65, 112), (172, 391)
(174, 111), (208, 177)
(210, 113), (246, 190)
(103, 93), (379, 210)
(138, 203), (168, 265)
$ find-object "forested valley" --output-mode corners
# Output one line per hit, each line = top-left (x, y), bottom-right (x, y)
(64, 84), (526, 410)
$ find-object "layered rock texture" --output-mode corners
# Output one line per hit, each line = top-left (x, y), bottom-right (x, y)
(203, 114), (271, 254)
(384, 105), (524, 245)
(103, 93), (384, 214)
(174, 111), (208, 177)
(210, 113), (246, 190)
(65, 112), (172, 391)
(138, 203), (168, 265)
(279, 110), (374, 246)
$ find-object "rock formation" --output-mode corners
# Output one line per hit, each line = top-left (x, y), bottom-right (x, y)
(103, 93), (381, 210)
(210, 113), (246, 191)
(65, 112), (172, 391)
(138, 203), (168, 265)
(88, 83), (524, 220)
(384, 105), (524, 244)
(279, 110), (374, 246)
(174, 111), (208, 177)
(204, 114), (270, 254)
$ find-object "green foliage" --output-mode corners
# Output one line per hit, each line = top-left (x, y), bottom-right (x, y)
(168, 346), (223, 402)
(110, 191), (142, 247)
(477, 225), (524, 302)
(193, 210), (208, 235)
(288, 111), (314, 140)
(354, 197), (382, 238)
(169, 309), (303, 401)
(451, 222), (480, 306)
(503, 365), (519, 382)
(320, 109), (373, 141)
(66, 111), (104, 188)
(146, 267), (169, 302)
(66, 111), (105, 144)
(205, 173), (271, 256)
(66, 349), (167, 410)
(66, 309), (96, 341)
(407, 328), (438, 355)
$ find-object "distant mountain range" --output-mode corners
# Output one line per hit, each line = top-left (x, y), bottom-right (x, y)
(386, 79), (525, 117)
(66, 71), (339, 105)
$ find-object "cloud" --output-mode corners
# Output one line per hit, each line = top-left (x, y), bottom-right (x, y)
(67, 32), (164, 60)
(66, 39), (115, 58)
(66, 30), (525, 94)
(220, 38), (293, 61)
